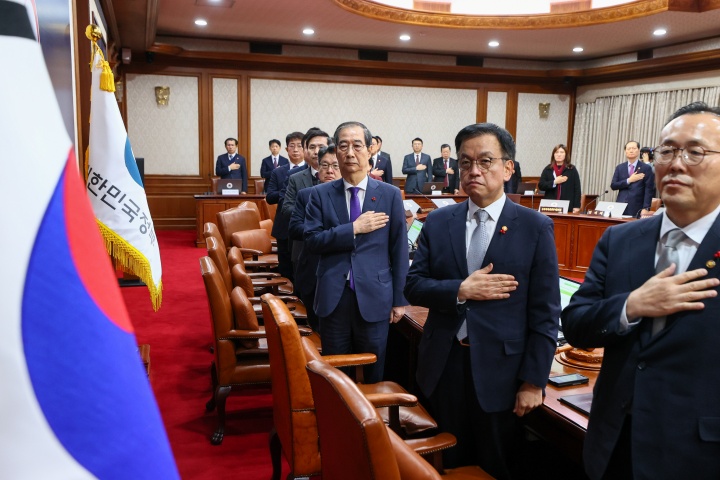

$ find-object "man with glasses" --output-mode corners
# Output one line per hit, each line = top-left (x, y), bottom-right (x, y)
(289, 144), (339, 332)
(405, 123), (560, 478)
(304, 121), (408, 383)
(267, 131), (308, 280)
(611, 140), (656, 217)
(563, 102), (720, 479)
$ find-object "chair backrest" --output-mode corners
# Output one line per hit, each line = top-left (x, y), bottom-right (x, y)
(210, 177), (221, 194)
(232, 228), (273, 254)
(216, 208), (261, 249)
(203, 222), (227, 253)
(206, 236), (232, 294)
(254, 179), (265, 195)
(650, 197), (662, 211)
(518, 182), (537, 194)
(230, 262), (256, 298)
(263, 199), (278, 222)
(261, 294), (321, 476)
(238, 201), (261, 218)
(307, 359), (442, 480)
(506, 193), (521, 204)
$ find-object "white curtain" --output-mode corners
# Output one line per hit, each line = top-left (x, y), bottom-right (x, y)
(572, 87), (720, 198)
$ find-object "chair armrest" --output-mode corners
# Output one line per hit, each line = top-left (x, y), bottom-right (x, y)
(275, 295), (300, 303)
(251, 296), (296, 311)
(244, 260), (277, 270)
(364, 392), (418, 409)
(250, 278), (287, 288)
(234, 247), (263, 260)
(220, 328), (267, 340)
(405, 432), (457, 456)
(323, 353), (377, 368)
(297, 326), (314, 336)
(248, 272), (281, 279)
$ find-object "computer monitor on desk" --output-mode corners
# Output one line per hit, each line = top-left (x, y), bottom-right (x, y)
(216, 179), (244, 195)
(421, 182), (445, 195)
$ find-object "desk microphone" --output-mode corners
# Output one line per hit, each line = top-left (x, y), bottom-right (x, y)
(414, 188), (438, 211)
(584, 190), (609, 214)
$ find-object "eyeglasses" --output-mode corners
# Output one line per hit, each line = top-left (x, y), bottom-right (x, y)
(653, 145), (720, 166)
(337, 142), (366, 153)
(458, 157), (507, 172)
(287, 143), (303, 150)
(319, 163), (340, 170)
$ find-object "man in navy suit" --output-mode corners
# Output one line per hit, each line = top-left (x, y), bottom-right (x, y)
(611, 140), (655, 216)
(305, 121), (408, 383)
(504, 159), (522, 194)
(563, 102), (720, 480)
(259, 139), (289, 193)
(369, 136), (393, 184)
(402, 137), (432, 194)
(432, 144), (459, 194)
(405, 123), (560, 478)
(267, 131), (306, 280)
(215, 137), (247, 192)
(289, 144), (339, 332)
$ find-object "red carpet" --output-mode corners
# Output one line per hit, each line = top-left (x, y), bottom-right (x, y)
(121, 230), (289, 479)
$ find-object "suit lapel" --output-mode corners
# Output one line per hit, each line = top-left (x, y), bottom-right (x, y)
(449, 201), (470, 277)
(629, 215), (661, 291)
(363, 178), (382, 213)
(687, 214), (720, 278)
(329, 179), (350, 224)
(483, 198), (519, 266)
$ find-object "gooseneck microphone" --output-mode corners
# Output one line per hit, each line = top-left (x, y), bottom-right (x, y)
(584, 190), (609, 213)
(413, 188), (437, 211)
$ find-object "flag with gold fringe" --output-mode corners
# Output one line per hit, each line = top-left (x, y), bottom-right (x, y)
(87, 42), (162, 310)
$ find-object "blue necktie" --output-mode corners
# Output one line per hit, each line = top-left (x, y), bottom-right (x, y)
(348, 187), (361, 291)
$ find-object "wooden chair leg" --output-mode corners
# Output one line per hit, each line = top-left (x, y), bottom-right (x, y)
(269, 427), (282, 480)
(211, 385), (231, 445)
(205, 364), (218, 412)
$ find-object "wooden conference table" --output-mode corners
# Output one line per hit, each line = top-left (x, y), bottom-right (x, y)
(388, 306), (599, 466)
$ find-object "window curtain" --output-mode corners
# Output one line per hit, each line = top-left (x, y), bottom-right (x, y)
(572, 87), (720, 199)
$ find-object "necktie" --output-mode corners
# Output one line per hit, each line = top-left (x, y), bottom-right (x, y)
(629, 163), (635, 176)
(273, 157), (277, 168)
(651, 228), (687, 335)
(312, 171), (319, 186)
(348, 187), (362, 291)
(444, 160), (449, 187)
(457, 209), (491, 341)
(416, 155), (420, 166)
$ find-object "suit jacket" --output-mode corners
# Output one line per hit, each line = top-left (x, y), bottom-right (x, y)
(215, 153), (248, 190)
(259, 155), (289, 192)
(538, 164), (582, 210)
(405, 198), (560, 412)
(562, 214), (720, 480)
(288, 187), (319, 297)
(402, 153), (432, 193)
(504, 160), (522, 194)
(304, 178), (409, 322)
(431, 157), (459, 192)
(610, 161), (655, 216)
(373, 152), (393, 184)
(282, 167), (317, 262)
(267, 163), (307, 240)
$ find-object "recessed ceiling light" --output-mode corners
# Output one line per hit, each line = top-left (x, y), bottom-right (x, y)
(573, 46), (584, 53)
(488, 40), (499, 48)
(399, 34), (411, 41)
(653, 28), (667, 36)
(195, 19), (208, 26)
(303, 28), (315, 35)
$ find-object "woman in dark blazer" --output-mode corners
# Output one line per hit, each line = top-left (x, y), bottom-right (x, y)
(538, 144), (582, 212)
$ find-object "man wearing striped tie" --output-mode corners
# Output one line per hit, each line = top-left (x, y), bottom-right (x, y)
(405, 123), (560, 478)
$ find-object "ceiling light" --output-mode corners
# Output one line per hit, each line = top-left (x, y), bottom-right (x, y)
(195, 19), (208, 26)
(653, 28), (667, 36)
(399, 34), (411, 41)
(303, 28), (315, 35)
(488, 40), (499, 48)
(573, 46), (584, 53)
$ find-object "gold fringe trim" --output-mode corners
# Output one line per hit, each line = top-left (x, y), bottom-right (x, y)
(88, 33), (115, 93)
(96, 219), (162, 311)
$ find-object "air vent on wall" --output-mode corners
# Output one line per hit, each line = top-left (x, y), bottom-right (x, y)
(359, 49), (388, 61)
(637, 49), (653, 61)
(250, 42), (282, 55)
(456, 55), (484, 67)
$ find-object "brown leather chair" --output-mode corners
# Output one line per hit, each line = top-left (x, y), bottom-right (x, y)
(254, 178), (265, 195)
(216, 207), (269, 250)
(238, 201), (273, 238)
(206, 236), (293, 296)
(199, 256), (272, 445)
(650, 197), (662, 212)
(307, 358), (494, 480)
(260, 198), (277, 223)
(231, 228), (279, 265)
(506, 193), (521, 204)
(204, 222), (227, 253)
(261, 294), (445, 480)
(210, 177), (221, 194)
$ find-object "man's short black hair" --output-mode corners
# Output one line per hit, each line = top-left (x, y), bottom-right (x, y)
(666, 101), (720, 125)
(625, 140), (640, 150)
(441, 144), (451, 151)
(285, 131), (304, 145)
(303, 127), (329, 149)
(333, 121), (372, 147)
(224, 137), (237, 146)
(454, 123), (515, 160)
(412, 137), (423, 145)
(269, 139), (281, 148)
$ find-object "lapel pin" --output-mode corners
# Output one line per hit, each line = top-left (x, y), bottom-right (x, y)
(707, 260), (716, 269)
(371, 197), (376, 202)
(500, 226), (508, 235)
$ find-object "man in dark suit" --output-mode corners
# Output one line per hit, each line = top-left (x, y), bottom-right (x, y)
(305, 121), (408, 383)
(611, 140), (655, 216)
(369, 136), (393, 184)
(267, 131), (306, 280)
(563, 102), (720, 480)
(215, 137), (247, 192)
(402, 137), (432, 194)
(504, 159), (522, 194)
(281, 128), (329, 270)
(432, 144), (459, 194)
(405, 123), (560, 478)
(259, 139), (289, 193)
(288, 144), (339, 332)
